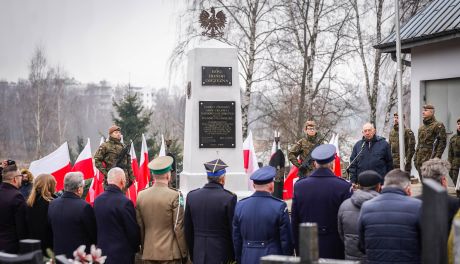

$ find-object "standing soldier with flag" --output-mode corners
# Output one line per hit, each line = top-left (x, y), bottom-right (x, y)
(414, 105), (447, 178)
(389, 112), (415, 172)
(94, 125), (134, 190)
(288, 120), (322, 178)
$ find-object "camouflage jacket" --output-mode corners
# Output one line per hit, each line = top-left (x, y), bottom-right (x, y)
(288, 134), (322, 176)
(415, 116), (447, 165)
(389, 124), (416, 168)
(448, 132), (460, 168)
(94, 137), (134, 187)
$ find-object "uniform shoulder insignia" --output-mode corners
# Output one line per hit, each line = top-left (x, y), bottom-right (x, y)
(224, 188), (236, 196)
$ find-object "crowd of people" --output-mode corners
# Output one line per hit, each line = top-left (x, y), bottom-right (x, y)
(0, 103), (459, 264)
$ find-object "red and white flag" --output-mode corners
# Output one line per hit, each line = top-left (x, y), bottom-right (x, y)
(127, 142), (139, 204)
(29, 142), (72, 191)
(86, 138), (106, 205)
(138, 134), (151, 191)
(71, 138), (94, 180)
(243, 130), (259, 190)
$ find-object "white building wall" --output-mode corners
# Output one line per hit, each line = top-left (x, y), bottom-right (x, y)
(410, 38), (460, 140)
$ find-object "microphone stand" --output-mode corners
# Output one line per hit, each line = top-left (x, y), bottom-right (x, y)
(346, 141), (366, 181)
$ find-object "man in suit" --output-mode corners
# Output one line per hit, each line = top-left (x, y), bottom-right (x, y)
(233, 166), (294, 264)
(48, 172), (97, 258)
(291, 144), (352, 259)
(94, 167), (140, 264)
(136, 156), (188, 264)
(184, 159), (237, 263)
(0, 164), (28, 253)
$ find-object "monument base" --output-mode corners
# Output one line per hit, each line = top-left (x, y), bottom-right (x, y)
(180, 171), (253, 200)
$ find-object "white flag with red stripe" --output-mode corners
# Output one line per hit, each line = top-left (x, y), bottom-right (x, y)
(243, 130), (259, 190)
(71, 138), (94, 180)
(29, 142), (72, 191)
(138, 134), (151, 191)
(127, 142), (139, 204)
(329, 134), (342, 177)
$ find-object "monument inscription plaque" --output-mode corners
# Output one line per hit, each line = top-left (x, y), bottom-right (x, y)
(202, 66), (232, 86)
(199, 101), (235, 148)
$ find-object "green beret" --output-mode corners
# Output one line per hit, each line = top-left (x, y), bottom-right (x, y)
(148, 156), (173, 175)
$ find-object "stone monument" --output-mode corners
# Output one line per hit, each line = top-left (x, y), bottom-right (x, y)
(180, 40), (251, 198)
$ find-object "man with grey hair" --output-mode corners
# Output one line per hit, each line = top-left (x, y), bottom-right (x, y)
(0, 164), (28, 253)
(420, 158), (459, 233)
(349, 123), (393, 184)
(48, 172), (97, 258)
(94, 167), (140, 264)
(358, 169), (421, 263)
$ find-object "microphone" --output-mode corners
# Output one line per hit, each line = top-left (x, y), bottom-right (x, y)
(346, 140), (367, 180)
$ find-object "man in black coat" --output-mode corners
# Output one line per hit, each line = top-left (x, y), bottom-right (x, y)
(184, 159), (237, 264)
(48, 172), (97, 258)
(0, 165), (28, 253)
(349, 123), (393, 183)
(94, 167), (140, 264)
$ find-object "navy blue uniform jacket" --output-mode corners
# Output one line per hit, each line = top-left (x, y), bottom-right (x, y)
(291, 168), (352, 259)
(349, 135), (393, 183)
(48, 192), (97, 258)
(184, 182), (237, 264)
(0, 183), (28, 253)
(94, 185), (140, 264)
(233, 191), (293, 264)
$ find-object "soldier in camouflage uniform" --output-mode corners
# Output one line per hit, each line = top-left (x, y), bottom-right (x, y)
(94, 125), (134, 190)
(288, 121), (322, 178)
(448, 118), (460, 186)
(389, 112), (415, 172)
(414, 104), (447, 178)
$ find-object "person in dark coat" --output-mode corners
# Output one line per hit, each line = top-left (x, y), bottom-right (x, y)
(19, 169), (34, 200)
(94, 167), (140, 264)
(419, 158), (460, 234)
(185, 159), (237, 264)
(359, 169), (421, 264)
(25, 173), (57, 254)
(291, 144), (352, 259)
(0, 165), (28, 253)
(48, 172), (97, 258)
(233, 166), (293, 264)
(349, 123), (393, 183)
(337, 170), (381, 261)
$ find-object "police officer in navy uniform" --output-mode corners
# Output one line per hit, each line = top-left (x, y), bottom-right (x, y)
(291, 144), (352, 259)
(233, 166), (294, 264)
(184, 159), (237, 264)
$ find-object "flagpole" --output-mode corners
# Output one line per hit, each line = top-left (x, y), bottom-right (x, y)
(395, 0), (405, 171)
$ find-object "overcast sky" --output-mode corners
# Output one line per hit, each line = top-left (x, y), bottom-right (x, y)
(0, 0), (185, 88)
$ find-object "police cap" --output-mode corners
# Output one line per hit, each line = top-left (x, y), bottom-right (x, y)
(204, 159), (228, 177)
(311, 144), (336, 164)
(250, 166), (276, 185)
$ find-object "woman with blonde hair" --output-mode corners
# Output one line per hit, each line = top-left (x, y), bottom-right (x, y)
(26, 173), (57, 254)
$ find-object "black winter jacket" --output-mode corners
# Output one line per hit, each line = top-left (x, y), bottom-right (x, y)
(358, 187), (421, 264)
(349, 135), (393, 183)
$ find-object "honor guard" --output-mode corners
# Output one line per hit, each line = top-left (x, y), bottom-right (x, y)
(448, 118), (460, 186)
(389, 113), (415, 171)
(288, 120), (322, 178)
(414, 104), (447, 178)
